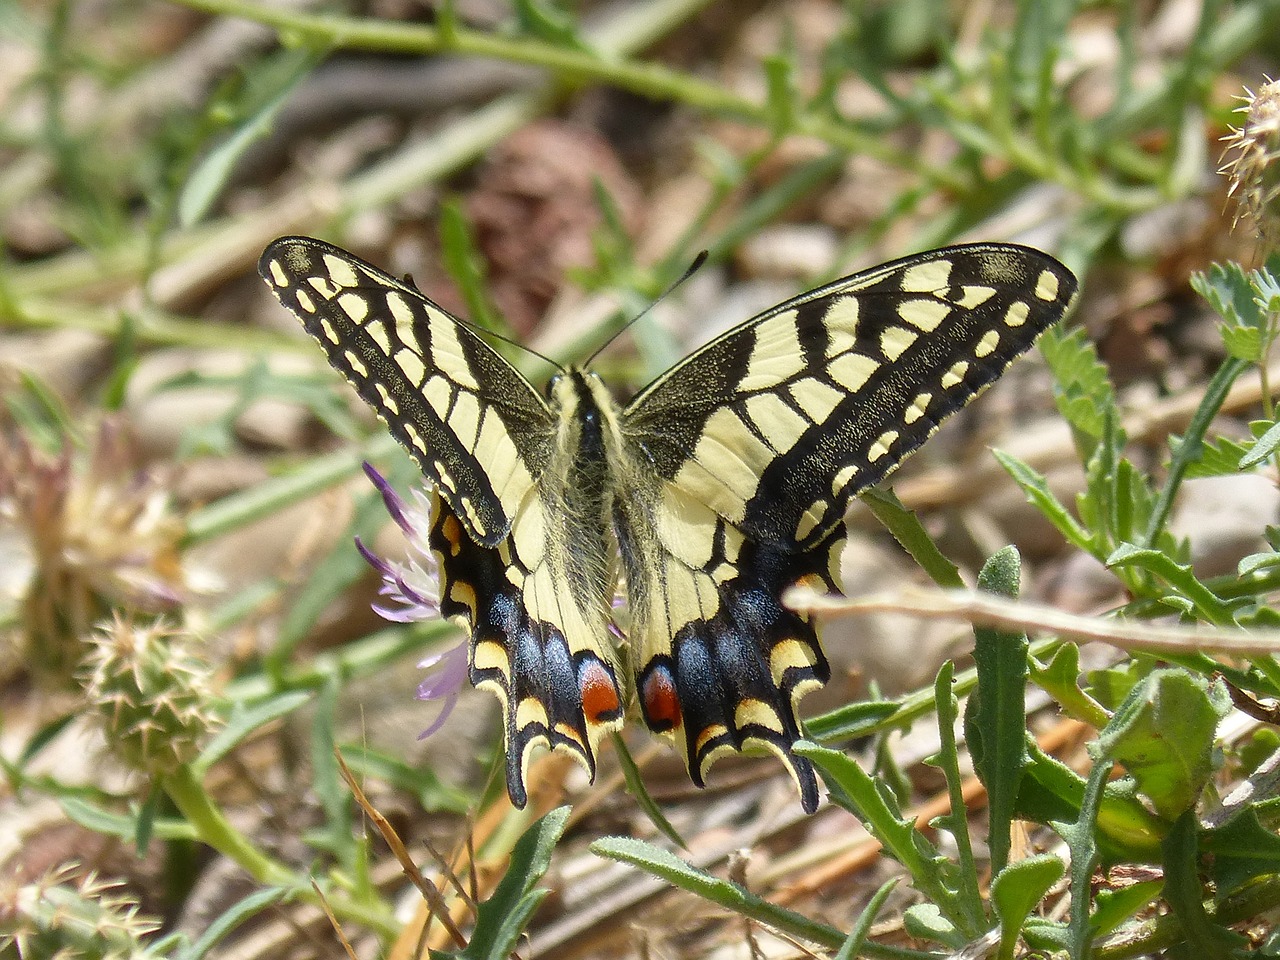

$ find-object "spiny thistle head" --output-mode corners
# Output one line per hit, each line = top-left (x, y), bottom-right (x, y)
(81, 615), (222, 778)
(1221, 78), (1280, 246)
(0, 866), (161, 960)
(0, 418), (185, 688)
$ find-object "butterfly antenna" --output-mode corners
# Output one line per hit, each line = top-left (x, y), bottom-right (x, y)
(583, 251), (709, 368)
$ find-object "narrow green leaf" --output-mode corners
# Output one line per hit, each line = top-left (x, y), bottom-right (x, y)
(1161, 811), (1247, 957)
(834, 878), (899, 960)
(1028, 645), (1110, 728)
(931, 663), (985, 934)
(1241, 419), (1280, 468)
(337, 744), (473, 814)
(591, 837), (845, 950)
(862, 486), (963, 587)
(60, 797), (197, 842)
(798, 743), (963, 923)
(452, 807), (570, 960)
(965, 547), (1029, 877)
(1106, 543), (1236, 624)
(179, 50), (320, 226)
(611, 733), (687, 850)
(195, 691), (313, 773)
(993, 449), (1093, 550)
(175, 888), (290, 960)
(438, 198), (504, 336)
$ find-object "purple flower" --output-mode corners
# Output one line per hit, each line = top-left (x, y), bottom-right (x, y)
(358, 463), (466, 737)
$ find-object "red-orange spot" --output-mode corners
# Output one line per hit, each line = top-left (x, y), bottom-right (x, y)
(580, 662), (621, 722)
(641, 667), (682, 730)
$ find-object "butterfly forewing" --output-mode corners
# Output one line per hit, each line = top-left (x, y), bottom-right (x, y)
(262, 237), (1078, 814)
(259, 237), (554, 546)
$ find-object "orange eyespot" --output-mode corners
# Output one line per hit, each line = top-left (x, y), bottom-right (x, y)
(640, 666), (682, 731)
(579, 661), (621, 723)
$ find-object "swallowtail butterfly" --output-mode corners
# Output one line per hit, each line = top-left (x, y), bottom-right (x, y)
(260, 237), (1077, 812)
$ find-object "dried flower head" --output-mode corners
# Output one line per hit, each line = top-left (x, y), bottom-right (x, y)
(81, 615), (222, 777)
(1221, 78), (1280, 246)
(0, 865), (160, 960)
(356, 463), (466, 737)
(0, 418), (185, 687)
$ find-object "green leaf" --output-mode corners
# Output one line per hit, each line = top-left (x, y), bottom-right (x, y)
(438, 198), (505, 337)
(1038, 325), (1119, 446)
(612, 733), (687, 850)
(591, 836), (845, 950)
(834, 878), (899, 960)
(1161, 811), (1247, 957)
(803, 698), (900, 742)
(931, 663), (985, 935)
(798, 742), (964, 924)
(444, 808), (570, 960)
(1180, 433), (1255, 478)
(1096, 670), (1230, 821)
(195, 691), (312, 773)
(903, 903), (963, 948)
(60, 797), (197, 842)
(1028, 644), (1109, 728)
(1202, 808), (1280, 895)
(1240, 419), (1280, 468)
(179, 50), (320, 226)
(511, 0), (585, 48)
(1018, 746), (1166, 861)
(1191, 262), (1268, 361)
(1090, 878), (1163, 937)
(1105, 543), (1235, 624)
(862, 486), (963, 587)
(993, 450), (1093, 550)
(337, 744), (473, 814)
(964, 547), (1029, 878)
(175, 888), (291, 960)
(991, 855), (1065, 960)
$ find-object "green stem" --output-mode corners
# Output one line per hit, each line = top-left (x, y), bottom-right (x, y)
(167, 0), (962, 191)
(161, 764), (295, 886)
(1141, 357), (1247, 548)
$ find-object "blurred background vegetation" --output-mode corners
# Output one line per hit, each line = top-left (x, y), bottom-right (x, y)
(3, 1), (1280, 958)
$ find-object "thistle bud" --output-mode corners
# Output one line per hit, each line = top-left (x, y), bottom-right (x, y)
(81, 616), (221, 777)
(1221, 78), (1280, 246)
(0, 867), (160, 960)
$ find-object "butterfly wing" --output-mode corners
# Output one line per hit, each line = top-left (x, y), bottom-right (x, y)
(620, 243), (1077, 810)
(260, 237), (625, 807)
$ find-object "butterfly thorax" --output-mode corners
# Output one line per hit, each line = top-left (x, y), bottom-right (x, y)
(543, 370), (625, 612)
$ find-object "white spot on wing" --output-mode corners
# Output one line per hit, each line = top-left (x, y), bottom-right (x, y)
(1035, 269), (1059, 301)
(827, 352), (878, 392)
(739, 310), (804, 391)
(902, 259), (952, 292)
(323, 254), (359, 288)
